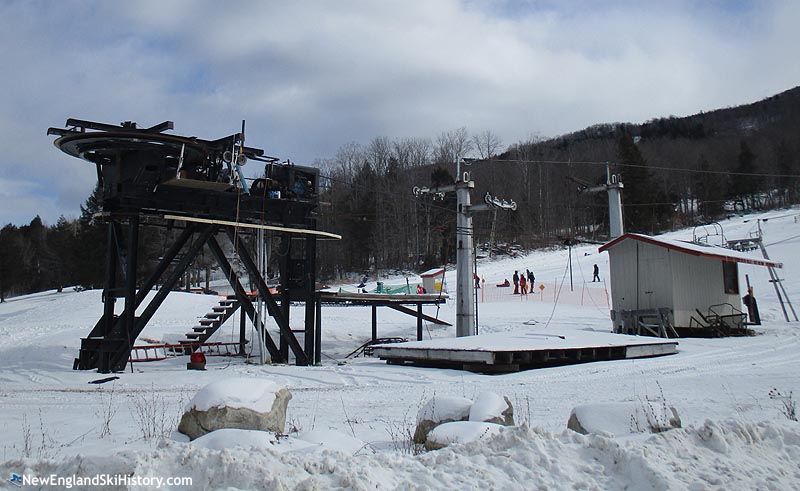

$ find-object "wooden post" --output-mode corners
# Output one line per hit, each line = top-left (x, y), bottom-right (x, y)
(239, 308), (247, 356)
(315, 294), (322, 365)
(417, 303), (423, 341)
(372, 305), (377, 341)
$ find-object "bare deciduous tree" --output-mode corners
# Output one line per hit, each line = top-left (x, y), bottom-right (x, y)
(334, 141), (365, 181)
(472, 130), (503, 160)
(367, 136), (392, 175)
(434, 127), (474, 166)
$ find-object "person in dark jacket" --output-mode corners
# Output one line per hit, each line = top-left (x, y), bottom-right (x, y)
(592, 264), (600, 282)
(526, 269), (535, 289)
(513, 270), (520, 294)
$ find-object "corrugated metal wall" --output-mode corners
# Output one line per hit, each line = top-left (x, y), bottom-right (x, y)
(670, 253), (739, 327)
(609, 240), (672, 312)
(635, 241), (674, 311)
(608, 238), (741, 329)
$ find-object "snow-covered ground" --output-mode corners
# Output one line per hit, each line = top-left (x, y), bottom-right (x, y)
(1, 209), (799, 490)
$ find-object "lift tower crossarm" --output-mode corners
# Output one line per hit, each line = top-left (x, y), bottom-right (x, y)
(567, 162), (624, 239)
(413, 164), (516, 338)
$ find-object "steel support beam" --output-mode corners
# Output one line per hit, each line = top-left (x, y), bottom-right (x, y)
(207, 235), (284, 362)
(101, 222), (118, 336)
(225, 229), (309, 365)
(279, 234), (290, 360)
(88, 223), (195, 339)
(303, 235), (317, 364)
(104, 224), (218, 372)
(123, 215), (139, 370)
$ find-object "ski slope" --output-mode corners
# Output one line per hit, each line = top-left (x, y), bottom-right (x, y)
(0, 209), (799, 490)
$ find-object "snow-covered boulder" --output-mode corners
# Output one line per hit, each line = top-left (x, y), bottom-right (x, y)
(469, 391), (514, 426)
(413, 395), (473, 444)
(567, 402), (681, 436)
(425, 421), (503, 451)
(178, 378), (292, 440)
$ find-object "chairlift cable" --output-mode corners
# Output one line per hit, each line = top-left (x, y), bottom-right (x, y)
(478, 158), (800, 179)
(765, 233), (800, 247)
(574, 251), (608, 315)
(543, 254), (571, 329)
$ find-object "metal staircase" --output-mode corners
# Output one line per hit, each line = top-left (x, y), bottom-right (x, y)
(181, 296), (242, 346)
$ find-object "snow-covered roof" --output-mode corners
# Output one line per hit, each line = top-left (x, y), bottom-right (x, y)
(420, 267), (445, 277)
(598, 233), (782, 268)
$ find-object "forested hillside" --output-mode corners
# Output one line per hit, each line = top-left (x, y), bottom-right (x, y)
(317, 86), (800, 276)
(3, 87), (799, 298)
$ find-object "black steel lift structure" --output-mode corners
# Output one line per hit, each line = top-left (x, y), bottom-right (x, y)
(48, 118), (338, 373)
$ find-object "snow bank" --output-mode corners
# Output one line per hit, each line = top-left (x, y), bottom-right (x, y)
(191, 428), (316, 453)
(568, 402), (681, 436)
(426, 421), (504, 449)
(5, 420), (799, 490)
(191, 428), (369, 456)
(294, 429), (370, 455)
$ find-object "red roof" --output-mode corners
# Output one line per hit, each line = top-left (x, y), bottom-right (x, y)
(420, 267), (445, 278)
(598, 233), (782, 268)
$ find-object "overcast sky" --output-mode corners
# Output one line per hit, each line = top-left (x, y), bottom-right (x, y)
(1, 0), (798, 226)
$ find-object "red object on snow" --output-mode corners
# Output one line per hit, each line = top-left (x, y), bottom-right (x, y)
(190, 352), (206, 364)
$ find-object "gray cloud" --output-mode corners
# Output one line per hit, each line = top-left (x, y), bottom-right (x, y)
(1, 0), (797, 225)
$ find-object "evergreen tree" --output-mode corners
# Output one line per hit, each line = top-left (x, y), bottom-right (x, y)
(0, 224), (21, 301)
(341, 161), (377, 273)
(74, 184), (107, 289)
(693, 155), (725, 221)
(20, 216), (49, 292)
(775, 139), (798, 205)
(617, 133), (657, 233)
(49, 215), (79, 290)
(429, 166), (456, 264)
(729, 140), (761, 210)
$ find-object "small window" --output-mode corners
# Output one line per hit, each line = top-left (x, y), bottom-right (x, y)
(722, 261), (739, 294)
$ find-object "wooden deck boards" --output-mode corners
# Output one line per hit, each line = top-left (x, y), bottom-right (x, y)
(372, 330), (678, 374)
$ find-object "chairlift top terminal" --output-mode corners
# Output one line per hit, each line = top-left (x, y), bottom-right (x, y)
(48, 118), (330, 372)
(47, 118), (320, 228)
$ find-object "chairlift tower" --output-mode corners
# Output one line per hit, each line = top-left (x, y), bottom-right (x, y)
(750, 220), (797, 322)
(725, 219), (797, 323)
(571, 163), (624, 239)
(414, 161), (516, 337)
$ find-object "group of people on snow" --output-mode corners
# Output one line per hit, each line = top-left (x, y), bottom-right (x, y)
(499, 269), (535, 295)
(495, 264), (600, 293)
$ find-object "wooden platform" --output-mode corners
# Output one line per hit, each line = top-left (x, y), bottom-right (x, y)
(371, 330), (678, 373)
(318, 292), (449, 304)
(317, 291), (450, 342)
